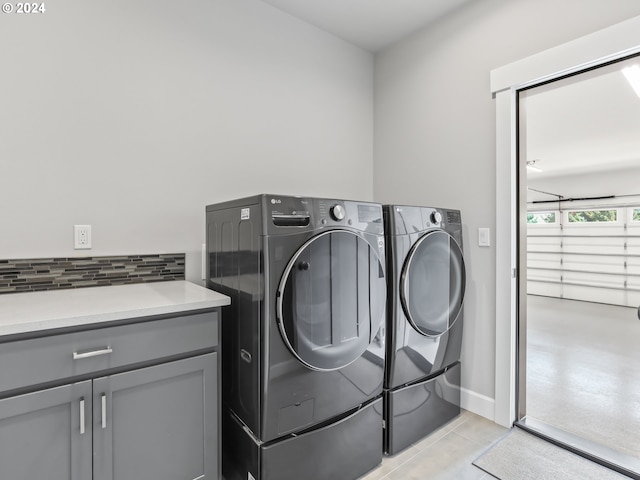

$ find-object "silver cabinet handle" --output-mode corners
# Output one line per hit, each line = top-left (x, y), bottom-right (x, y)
(101, 394), (107, 429)
(79, 398), (86, 435)
(73, 347), (113, 360)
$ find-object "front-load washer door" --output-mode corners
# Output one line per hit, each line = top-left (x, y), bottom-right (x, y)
(277, 230), (386, 371)
(400, 230), (465, 337)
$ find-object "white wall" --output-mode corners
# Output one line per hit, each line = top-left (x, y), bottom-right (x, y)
(0, 0), (373, 282)
(528, 166), (640, 202)
(373, 0), (640, 415)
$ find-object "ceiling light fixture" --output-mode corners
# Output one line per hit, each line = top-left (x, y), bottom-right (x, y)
(622, 64), (640, 98)
(526, 160), (542, 172)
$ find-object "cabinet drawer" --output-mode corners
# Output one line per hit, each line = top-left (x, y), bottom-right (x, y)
(0, 311), (218, 394)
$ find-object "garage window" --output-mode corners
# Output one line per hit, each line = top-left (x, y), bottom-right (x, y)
(567, 209), (617, 223)
(527, 212), (556, 224)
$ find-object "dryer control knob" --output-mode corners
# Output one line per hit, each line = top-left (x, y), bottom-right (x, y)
(330, 204), (346, 221)
(431, 211), (442, 224)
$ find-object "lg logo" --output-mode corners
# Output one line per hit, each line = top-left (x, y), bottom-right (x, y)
(271, 199), (282, 204)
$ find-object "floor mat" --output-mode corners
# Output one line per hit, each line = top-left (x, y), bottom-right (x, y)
(473, 428), (630, 480)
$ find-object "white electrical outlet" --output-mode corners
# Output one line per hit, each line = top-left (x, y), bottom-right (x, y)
(74, 225), (92, 249)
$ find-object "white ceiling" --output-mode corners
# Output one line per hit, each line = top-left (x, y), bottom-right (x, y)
(258, 0), (475, 52)
(522, 56), (640, 180)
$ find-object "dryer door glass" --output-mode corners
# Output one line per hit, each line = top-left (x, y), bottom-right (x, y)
(401, 230), (465, 337)
(277, 230), (386, 371)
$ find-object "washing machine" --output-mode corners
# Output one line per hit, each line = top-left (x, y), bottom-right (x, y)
(206, 194), (387, 480)
(382, 205), (466, 455)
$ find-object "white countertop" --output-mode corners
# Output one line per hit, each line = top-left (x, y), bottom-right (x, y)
(0, 281), (230, 337)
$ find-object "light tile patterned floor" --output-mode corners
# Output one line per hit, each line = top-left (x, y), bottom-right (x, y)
(359, 410), (508, 480)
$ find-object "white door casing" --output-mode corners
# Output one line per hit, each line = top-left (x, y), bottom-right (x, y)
(491, 15), (640, 428)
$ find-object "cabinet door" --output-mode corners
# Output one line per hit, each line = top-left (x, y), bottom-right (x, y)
(0, 380), (92, 480)
(93, 353), (218, 480)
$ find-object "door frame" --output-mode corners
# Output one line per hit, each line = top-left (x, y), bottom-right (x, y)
(491, 14), (640, 428)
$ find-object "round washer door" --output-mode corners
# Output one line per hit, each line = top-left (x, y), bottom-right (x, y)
(400, 230), (465, 337)
(277, 230), (386, 371)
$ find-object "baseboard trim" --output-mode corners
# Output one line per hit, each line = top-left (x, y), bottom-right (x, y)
(461, 387), (495, 421)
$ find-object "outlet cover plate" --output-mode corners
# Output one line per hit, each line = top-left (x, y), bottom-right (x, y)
(74, 225), (92, 249)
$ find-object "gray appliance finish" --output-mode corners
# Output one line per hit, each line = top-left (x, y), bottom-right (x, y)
(383, 205), (466, 455)
(206, 194), (387, 480)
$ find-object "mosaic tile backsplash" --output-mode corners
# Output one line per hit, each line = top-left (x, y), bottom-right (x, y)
(0, 254), (185, 294)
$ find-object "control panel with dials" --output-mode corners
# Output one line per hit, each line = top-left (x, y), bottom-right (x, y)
(266, 195), (382, 234)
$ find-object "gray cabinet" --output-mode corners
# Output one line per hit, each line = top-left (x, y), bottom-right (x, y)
(0, 380), (92, 479)
(0, 311), (220, 480)
(93, 354), (217, 480)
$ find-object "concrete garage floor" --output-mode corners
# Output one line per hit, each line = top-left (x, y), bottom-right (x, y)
(526, 295), (640, 461)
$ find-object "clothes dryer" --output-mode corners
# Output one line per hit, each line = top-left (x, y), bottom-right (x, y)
(383, 205), (466, 454)
(207, 194), (386, 480)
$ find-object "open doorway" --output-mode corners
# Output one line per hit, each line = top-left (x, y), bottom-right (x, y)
(517, 54), (640, 475)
